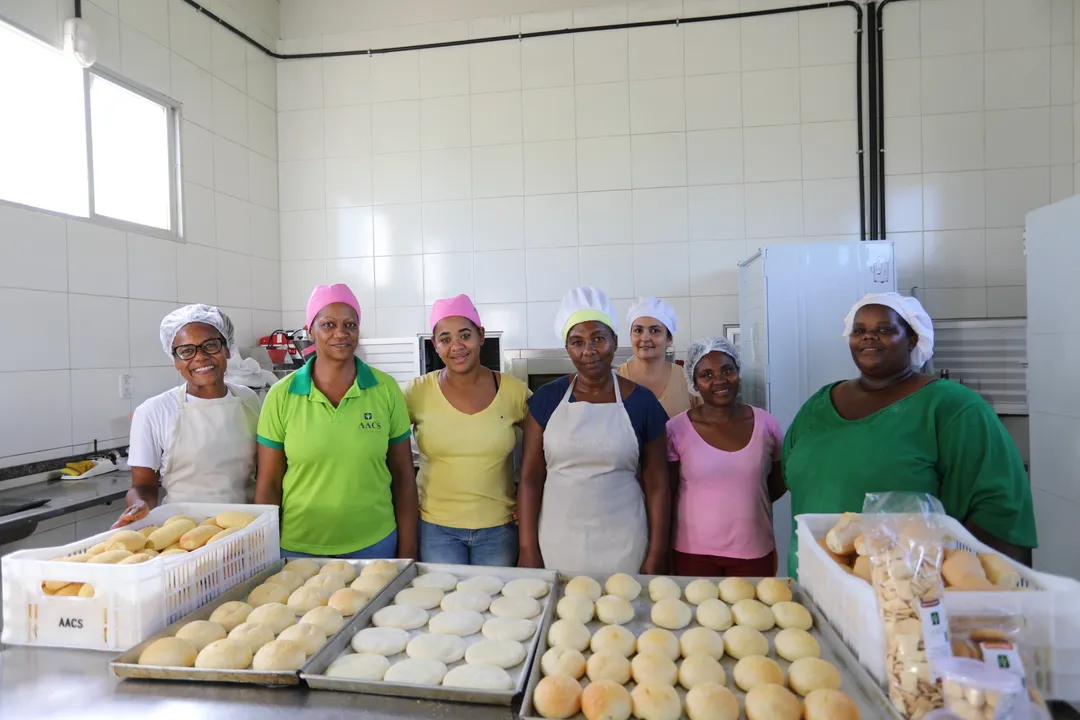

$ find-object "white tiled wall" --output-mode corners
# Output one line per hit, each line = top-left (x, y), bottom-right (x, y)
(0, 0), (281, 467)
(276, 0), (866, 351)
(882, 0), (1074, 319)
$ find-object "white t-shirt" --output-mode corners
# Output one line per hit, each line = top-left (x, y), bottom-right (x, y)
(128, 384), (262, 476)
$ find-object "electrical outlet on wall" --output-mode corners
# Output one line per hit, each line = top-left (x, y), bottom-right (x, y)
(119, 373), (132, 400)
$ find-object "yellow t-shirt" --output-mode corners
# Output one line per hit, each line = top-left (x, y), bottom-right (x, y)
(404, 371), (531, 530)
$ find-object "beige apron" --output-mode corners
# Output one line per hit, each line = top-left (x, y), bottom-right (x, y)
(161, 383), (259, 504)
(538, 371), (648, 573)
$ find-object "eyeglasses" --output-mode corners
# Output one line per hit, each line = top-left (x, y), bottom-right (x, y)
(172, 337), (226, 361)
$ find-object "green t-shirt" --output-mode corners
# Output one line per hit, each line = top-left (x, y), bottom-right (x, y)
(257, 356), (412, 555)
(782, 380), (1037, 578)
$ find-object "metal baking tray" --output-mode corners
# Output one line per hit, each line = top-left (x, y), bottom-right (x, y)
(111, 557), (413, 686)
(302, 562), (559, 705)
(520, 573), (900, 720)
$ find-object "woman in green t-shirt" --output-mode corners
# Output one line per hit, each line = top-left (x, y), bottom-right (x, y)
(781, 292), (1037, 578)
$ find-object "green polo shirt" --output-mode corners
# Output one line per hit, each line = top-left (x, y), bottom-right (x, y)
(257, 356), (411, 555)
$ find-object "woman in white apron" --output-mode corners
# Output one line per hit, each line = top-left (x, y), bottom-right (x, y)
(113, 305), (261, 527)
(517, 287), (671, 574)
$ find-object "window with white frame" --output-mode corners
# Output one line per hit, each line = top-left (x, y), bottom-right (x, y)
(0, 18), (181, 236)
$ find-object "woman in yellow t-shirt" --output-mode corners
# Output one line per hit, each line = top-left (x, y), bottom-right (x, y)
(404, 294), (531, 566)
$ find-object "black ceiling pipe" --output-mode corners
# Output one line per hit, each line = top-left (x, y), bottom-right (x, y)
(866, 2), (879, 240)
(876, 0), (914, 240)
(73, 0), (81, 19)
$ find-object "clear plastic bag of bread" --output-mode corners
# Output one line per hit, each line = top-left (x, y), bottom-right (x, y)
(950, 613), (1048, 713)
(862, 492), (952, 720)
(932, 657), (1050, 720)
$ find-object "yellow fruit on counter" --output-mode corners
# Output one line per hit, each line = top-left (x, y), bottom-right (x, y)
(107, 530), (148, 553)
(164, 515), (198, 527)
(147, 520), (197, 550)
(89, 549), (133, 564)
(180, 525), (220, 551)
(215, 511), (257, 529)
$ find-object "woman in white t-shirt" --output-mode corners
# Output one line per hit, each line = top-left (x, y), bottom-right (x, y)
(113, 305), (261, 527)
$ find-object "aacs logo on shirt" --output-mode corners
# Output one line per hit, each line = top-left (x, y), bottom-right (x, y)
(359, 412), (382, 430)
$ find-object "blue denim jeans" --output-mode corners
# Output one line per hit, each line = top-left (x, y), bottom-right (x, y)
(419, 520), (518, 566)
(281, 528), (398, 560)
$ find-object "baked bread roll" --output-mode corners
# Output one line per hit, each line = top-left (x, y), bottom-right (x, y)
(138, 636), (197, 667)
(107, 530), (147, 553)
(413, 572), (459, 592)
(209, 528), (237, 543)
(774, 628), (820, 661)
(227, 622), (275, 654)
(755, 577), (792, 606)
(590, 624), (636, 657)
(195, 638), (252, 669)
(406, 632), (467, 663)
(210, 601), (254, 632)
(772, 601), (812, 631)
(199, 518), (222, 528)
(587, 650), (631, 684)
(179, 525), (220, 551)
(328, 588), (369, 616)
(636, 628), (679, 661)
(278, 622), (327, 655)
(541, 646), (586, 679)
(350, 626), (410, 655)
(326, 652), (390, 680)
(648, 576), (681, 602)
(557, 594), (595, 624)
(817, 538), (853, 567)
(482, 617), (536, 642)
(490, 595), (542, 619)
(351, 574), (391, 596)
(685, 683), (739, 720)
(384, 657), (448, 685)
(604, 573), (641, 601)
(160, 548), (188, 556)
(247, 603), (296, 634)
(215, 510), (256, 529)
(252, 639), (306, 671)
(301, 605), (344, 636)
(146, 520), (196, 550)
(373, 604), (428, 630)
(429, 610), (485, 637)
(803, 688), (861, 720)
(787, 657), (841, 696)
(565, 575), (603, 601)
(288, 586), (330, 615)
(630, 652), (678, 686)
(630, 683), (681, 720)
(723, 626), (769, 660)
(731, 598), (775, 631)
(852, 555), (872, 583)
(547, 619), (590, 652)
(78, 584), (95, 598)
(595, 594), (634, 625)
(685, 578), (718, 605)
(442, 663), (514, 691)
(457, 575), (504, 594)
(318, 560), (357, 583)
(825, 512), (860, 555)
(248, 583), (290, 608)
(717, 577), (755, 604)
(265, 570), (304, 593)
(164, 514), (198, 526)
(283, 558), (321, 581)
(979, 552), (1021, 588)
(745, 683), (802, 720)
(464, 638), (526, 668)
(854, 535), (868, 556)
(441, 589), (492, 613)
(734, 655), (785, 691)
(137, 525), (160, 538)
(679, 627), (724, 659)
(395, 586), (445, 610)
(52, 583), (82, 596)
(502, 577), (550, 599)
(117, 553), (151, 565)
(942, 550), (996, 591)
(175, 620), (227, 651)
(650, 598), (692, 630)
(88, 549), (133, 564)
(696, 598), (734, 631)
(678, 654), (725, 690)
(361, 559), (400, 579)
(533, 674), (582, 719)
(581, 680), (632, 720)
(306, 574), (347, 593)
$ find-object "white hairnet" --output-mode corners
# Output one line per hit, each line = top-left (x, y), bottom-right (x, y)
(842, 292), (934, 370)
(627, 297), (678, 335)
(684, 336), (740, 397)
(159, 304), (235, 358)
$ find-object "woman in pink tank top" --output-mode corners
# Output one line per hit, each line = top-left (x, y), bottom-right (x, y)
(667, 337), (787, 577)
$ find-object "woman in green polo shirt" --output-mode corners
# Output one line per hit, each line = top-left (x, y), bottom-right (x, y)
(782, 292), (1037, 578)
(255, 284), (418, 559)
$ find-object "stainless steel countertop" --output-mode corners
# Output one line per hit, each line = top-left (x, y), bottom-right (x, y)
(0, 471), (129, 531)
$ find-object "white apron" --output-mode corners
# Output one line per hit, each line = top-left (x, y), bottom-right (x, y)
(161, 383), (259, 504)
(538, 371), (648, 573)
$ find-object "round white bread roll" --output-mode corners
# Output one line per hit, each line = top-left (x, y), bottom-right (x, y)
(490, 595), (542, 619)
(744, 683), (802, 720)
(717, 576), (756, 604)
(650, 598), (692, 630)
(547, 619), (590, 652)
(581, 680), (632, 720)
(287, 586), (330, 616)
(283, 558), (320, 580)
(176, 620), (227, 651)
(301, 606), (345, 636)
(723, 626), (769, 660)
(648, 576), (682, 602)
(441, 589), (492, 613)
(502, 577), (549, 599)
(803, 688), (861, 720)
(406, 633), (467, 663)
(247, 603), (296, 634)
(278, 622), (327, 655)
(679, 654), (726, 690)
(557, 594), (595, 624)
(395, 586), (446, 610)
(696, 599), (734, 631)
(227, 622), (275, 654)
(351, 574), (390, 596)
(413, 572), (459, 592)
(138, 636), (197, 667)
(590, 624), (636, 657)
(252, 639), (307, 671)
(680, 627), (724, 659)
(428, 610), (485, 637)
(361, 559), (399, 578)
(195, 638), (252, 670)
(756, 577), (793, 606)
(732, 598), (775, 631)
(464, 638), (526, 668)
(384, 657), (448, 685)
(457, 575), (504, 594)
(565, 575), (602, 601)
(630, 683), (681, 720)
(351, 626), (410, 656)
(586, 651), (631, 684)
(306, 574), (347, 593)
(774, 628), (821, 661)
(248, 583), (290, 608)
(541, 645), (586, 679)
(326, 652), (390, 680)
(209, 601), (254, 632)
(265, 570), (304, 593)
(631, 652), (678, 686)
(685, 683), (740, 720)
(787, 657), (841, 697)
(595, 594), (634, 625)
(328, 588), (369, 616)
(443, 663), (514, 690)
(685, 578), (719, 605)
(533, 674), (582, 719)
(772, 601), (813, 631)
(318, 560), (357, 583)
(604, 573), (641, 601)
(373, 604), (428, 630)
(636, 628), (679, 661)
(482, 616), (537, 642)
(734, 655), (786, 692)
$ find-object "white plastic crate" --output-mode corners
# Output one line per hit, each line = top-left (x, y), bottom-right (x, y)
(1, 502), (279, 651)
(796, 513), (1080, 701)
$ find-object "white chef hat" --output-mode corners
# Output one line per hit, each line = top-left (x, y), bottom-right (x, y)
(684, 336), (740, 398)
(627, 297), (678, 335)
(159, 304), (235, 358)
(554, 286), (618, 342)
(842, 292), (934, 370)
